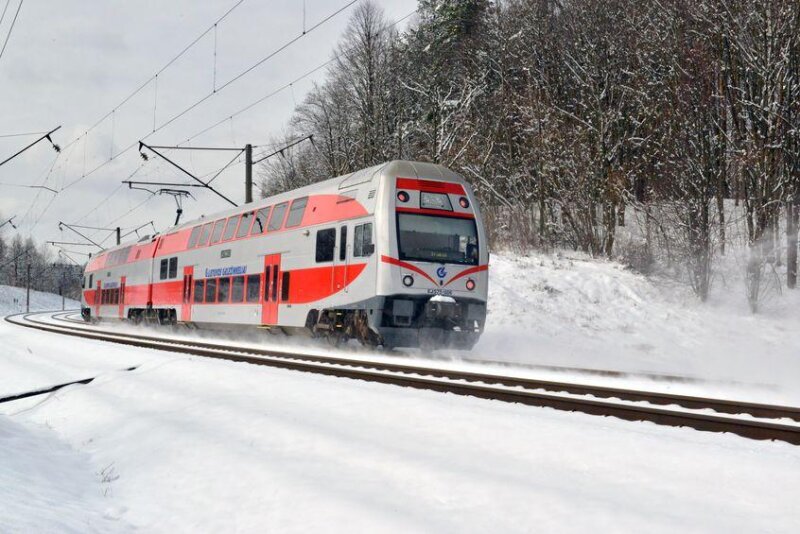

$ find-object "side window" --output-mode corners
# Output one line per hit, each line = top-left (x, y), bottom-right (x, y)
(246, 274), (260, 303)
(315, 229), (336, 262)
(252, 207), (270, 235)
(339, 226), (347, 261)
(281, 272), (290, 301)
(268, 202), (288, 231)
(160, 259), (168, 280)
(205, 279), (217, 303)
(236, 212), (253, 238)
(222, 215), (240, 241)
(263, 268), (271, 302)
(232, 276), (245, 302)
(89, 274), (93, 288)
(168, 257), (178, 279)
(354, 223), (373, 257)
(187, 226), (202, 249)
(198, 222), (213, 246)
(194, 280), (204, 303)
(285, 197), (308, 228)
(209, 219), (225, 244)
(218, 277), (230, 303)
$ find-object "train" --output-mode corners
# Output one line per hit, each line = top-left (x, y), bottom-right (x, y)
(80, 160), (489, 349)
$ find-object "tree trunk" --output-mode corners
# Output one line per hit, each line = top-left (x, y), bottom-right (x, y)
(788, 201), (798, 289)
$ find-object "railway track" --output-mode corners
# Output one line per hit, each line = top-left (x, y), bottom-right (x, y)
(6, 310), (800, 446)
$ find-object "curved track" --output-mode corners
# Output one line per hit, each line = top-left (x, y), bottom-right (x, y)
(7, 311), (800, 446)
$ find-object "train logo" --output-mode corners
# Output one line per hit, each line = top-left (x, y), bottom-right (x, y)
(436, 266), (447, 280)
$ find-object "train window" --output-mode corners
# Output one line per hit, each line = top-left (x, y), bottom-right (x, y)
(209, 220), (225, 244)
(268, 202), (288, 231)
(205, 278), (217, 303)
(222, 216), (240, 241)
(315, 228), (336, 262)
(89, 274), (93, 288)
(339, 226), (347, 261)
(281, 272), (290, 301)
(232, 276), (245, 302)
(252, 207), (270, 235)
(194, 279), (204, 303)
(263, 268), (271, 301)
(246, 274), (260, 303)
(187, 226), (202, 249)
(236, 212), (253, 238)
(198, 222), (213, 246)
(354, 223), (374, 257)
(271, 265), (279, 301)
(113, 289), (119, 305)
(218, 277), (230, 303)
(285, 197), (308, 228)
(159, 259), (168, 280)
(168, 257), (178, 279)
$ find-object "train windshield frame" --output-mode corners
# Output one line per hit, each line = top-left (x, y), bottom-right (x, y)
(397, 213), (479, 266)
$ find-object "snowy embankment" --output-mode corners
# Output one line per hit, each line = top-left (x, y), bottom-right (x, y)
(0, 284), (79, 316)
(473, 251), (800, 397)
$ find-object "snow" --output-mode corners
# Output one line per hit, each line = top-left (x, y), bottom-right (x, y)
(1, 314), (800, 532)
(2, 260), (800, 531)
(469, 251), (800, 402)
(0, 415), (132, 532)
(0, 284), (79, 316)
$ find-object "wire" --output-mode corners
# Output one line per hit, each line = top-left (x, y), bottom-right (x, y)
(58, 0), (246, 154)
(0, 0), (23, 61)
(0, 0), (10, 28)
(181, 10), (416, 145)
(59, 0), (359, 194)
(0, 130), (47, 138)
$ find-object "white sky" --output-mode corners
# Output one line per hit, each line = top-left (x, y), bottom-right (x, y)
(0, 0), (416, 256)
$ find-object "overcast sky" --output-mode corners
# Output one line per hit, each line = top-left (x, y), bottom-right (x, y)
(0, 0), (416, 257)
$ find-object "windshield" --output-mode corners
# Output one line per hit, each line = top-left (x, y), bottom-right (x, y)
(397, 213), (478, 265)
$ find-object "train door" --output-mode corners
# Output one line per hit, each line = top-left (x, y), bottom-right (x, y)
(261, 253), (281, 325)
(94, 280), (102, 318)
(181, 266), (194, 322)
(118, 276), (126, 319)
(333, 224), (349, 293)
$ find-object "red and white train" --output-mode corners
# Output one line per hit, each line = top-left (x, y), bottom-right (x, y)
(81, 160), (488, 348)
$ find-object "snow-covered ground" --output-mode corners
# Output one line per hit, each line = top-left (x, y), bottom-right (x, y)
(2, 259), (800, 531)
(1, 321), (799, 533)
(0, 284), (79, 316)
(470, 251), (800, 400)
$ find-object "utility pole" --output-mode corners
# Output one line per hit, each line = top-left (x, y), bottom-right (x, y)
(25, 263), (30, 313)
(245, 144), (253, 204)
(116, 227), (121, 245)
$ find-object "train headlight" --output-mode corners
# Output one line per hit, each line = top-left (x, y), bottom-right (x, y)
(459, 196), (470, 209)
(465, 278), (476, 291)
(402, 275), (414, 287)
(397, 190), (410, 203)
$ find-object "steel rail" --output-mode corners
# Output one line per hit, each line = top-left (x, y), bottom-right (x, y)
(6, 312), (800, 446)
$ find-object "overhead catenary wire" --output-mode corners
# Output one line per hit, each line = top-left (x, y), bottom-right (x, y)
(58, 0), (246, 155)
(59, 0), (360, 195)
(0, 0), (23, 61)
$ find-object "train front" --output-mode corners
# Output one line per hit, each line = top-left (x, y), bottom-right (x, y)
(374, 163), (489, 349)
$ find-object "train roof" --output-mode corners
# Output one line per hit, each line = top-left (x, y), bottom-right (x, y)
(96, 160), (467, 256)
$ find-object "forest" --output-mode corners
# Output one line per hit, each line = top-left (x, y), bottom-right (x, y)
(260, 0), (800, 311)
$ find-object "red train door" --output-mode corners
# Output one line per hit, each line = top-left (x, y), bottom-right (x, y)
(181, 266), (194, 322)
(118, 277), (126, 319)
(95, 280), (102, 318)
(262, 254), (281, 325)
